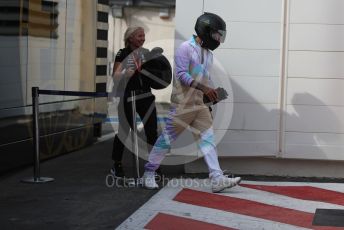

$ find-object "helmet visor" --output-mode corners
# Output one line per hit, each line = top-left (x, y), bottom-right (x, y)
(211, 30), (226, 43)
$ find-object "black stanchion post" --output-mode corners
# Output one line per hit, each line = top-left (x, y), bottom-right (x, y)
(21, 87), (54, 183)
(131, 91), (140, 180)
(20, 88), (107, 184)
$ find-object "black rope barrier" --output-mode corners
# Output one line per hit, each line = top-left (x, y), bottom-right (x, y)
(38, 89), (108, 97)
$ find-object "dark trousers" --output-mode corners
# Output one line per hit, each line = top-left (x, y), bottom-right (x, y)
(112, 94), (158, 163)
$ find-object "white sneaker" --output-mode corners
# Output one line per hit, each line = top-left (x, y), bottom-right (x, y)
(142, 171), (159, 189)
(211, 175), (241, 193)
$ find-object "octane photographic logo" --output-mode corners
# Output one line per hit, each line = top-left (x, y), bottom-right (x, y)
(105, 174), (215, 189)
(108, 38), (233, 166)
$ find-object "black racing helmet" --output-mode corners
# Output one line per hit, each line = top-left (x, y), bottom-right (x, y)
(195, 12), (226, 50)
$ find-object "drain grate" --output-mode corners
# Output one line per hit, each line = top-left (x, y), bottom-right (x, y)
(313, 209), (344, 227)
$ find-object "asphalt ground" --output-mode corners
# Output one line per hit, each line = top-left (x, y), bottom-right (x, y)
(0, 138), (159, 230)
(1, 127), (344, 230)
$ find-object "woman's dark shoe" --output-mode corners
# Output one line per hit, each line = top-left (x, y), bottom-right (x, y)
(110, 162), (125, 178)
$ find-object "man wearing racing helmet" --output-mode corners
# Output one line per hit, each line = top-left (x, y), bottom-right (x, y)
(141, 12), (241, 193)
(195, 12), (227, 51)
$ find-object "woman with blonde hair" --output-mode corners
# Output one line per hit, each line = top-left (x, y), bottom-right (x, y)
(110, 26), (158, 178)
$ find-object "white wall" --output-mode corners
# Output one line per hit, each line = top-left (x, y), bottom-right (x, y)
(284, 0), (344, 160)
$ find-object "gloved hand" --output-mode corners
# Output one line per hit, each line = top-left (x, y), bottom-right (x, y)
(151, 47), (164, 55)
(203, 87), (228, 105)
(145, 47), (164, 60)
(216, 87), (228, 101)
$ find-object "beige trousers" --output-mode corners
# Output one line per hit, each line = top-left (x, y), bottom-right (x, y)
(145, 105), (223, 178)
